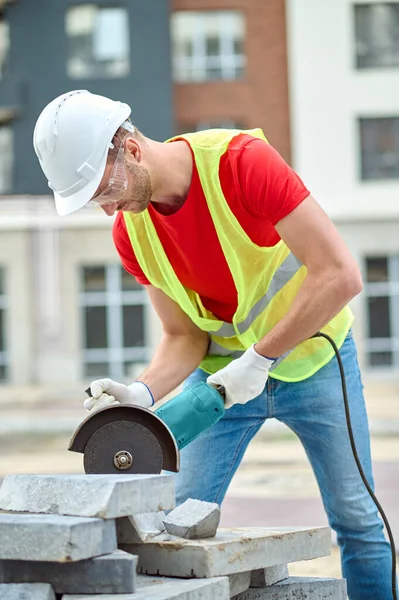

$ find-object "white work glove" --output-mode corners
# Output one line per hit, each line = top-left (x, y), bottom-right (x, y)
(207, 345), (275, 409)
(84, 378), (154, 413)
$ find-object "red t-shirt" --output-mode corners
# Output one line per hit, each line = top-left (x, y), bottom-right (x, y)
(113, 134), (310, 322)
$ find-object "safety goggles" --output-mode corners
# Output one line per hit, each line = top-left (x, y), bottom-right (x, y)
(89, 135), (130, 207)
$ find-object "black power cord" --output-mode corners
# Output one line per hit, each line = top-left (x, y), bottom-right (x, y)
(313, 331), (397, 600)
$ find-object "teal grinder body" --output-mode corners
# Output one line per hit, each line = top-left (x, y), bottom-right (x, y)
(154, 381), (225, 450)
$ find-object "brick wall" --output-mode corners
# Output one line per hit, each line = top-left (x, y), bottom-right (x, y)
(171, 0), (292, 162)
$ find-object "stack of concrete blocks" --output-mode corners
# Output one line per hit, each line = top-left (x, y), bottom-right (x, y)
(0, 474), (347, 599)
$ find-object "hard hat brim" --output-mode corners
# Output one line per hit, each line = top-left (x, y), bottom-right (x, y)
(53, 150), (108, 216)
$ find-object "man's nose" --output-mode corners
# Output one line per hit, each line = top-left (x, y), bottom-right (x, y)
(101, 203), (117, 216)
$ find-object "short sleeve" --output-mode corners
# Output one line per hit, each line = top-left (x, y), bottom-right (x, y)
(236, 138), (310, 225)
(112, 213), (150, 285)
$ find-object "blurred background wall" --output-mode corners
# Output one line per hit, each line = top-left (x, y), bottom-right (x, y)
(0, 0), (398, 398)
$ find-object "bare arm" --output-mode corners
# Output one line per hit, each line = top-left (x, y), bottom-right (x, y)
(137, 285), (209, 402)
(254, 195), (363, 359)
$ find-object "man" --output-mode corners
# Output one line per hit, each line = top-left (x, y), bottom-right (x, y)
(33, 90), (392, 600)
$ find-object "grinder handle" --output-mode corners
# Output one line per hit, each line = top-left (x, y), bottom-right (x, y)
(85, 387), (93, 398)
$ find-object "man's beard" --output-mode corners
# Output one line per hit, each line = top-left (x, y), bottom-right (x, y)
(124, 162), (152, 213)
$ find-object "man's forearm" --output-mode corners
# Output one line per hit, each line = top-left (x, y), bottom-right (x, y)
(255, 266), (362, 359)
(137, 331), (209, 403)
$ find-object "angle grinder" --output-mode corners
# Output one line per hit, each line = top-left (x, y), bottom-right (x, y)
(68, 381), (225, 475)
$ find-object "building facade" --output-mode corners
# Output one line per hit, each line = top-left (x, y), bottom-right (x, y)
(286, 0), (399, 376)
(0, 0), (174, 384)
(0, 0), (398, 386)
(171, 0), (291, 161)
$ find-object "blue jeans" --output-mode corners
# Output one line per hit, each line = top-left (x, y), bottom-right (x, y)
(174, 332), (393, 600)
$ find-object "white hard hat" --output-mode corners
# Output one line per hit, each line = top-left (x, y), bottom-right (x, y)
(33, 90), (131, 216)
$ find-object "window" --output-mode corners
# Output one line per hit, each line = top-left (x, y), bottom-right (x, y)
(171, 11), (246, 82)
(0, 18), (9, 78)
(66, 5), (130, 78)
(364, 255), (399, 368)
(359, 117), (399, 180)
(0, 269), (7, 381)
(0, 125), (13, 193)
(177, 118), (247, 135)
(354, 3), (399, 68)
(80, 265), (149, 380)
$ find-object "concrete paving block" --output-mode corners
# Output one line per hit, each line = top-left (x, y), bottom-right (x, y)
(63, 575), (230, 600)
(117, 512), (166, 543)
(0, 474), (175, 518)
(0, 550), (136, 593)
(0, 513), (116, 562)
(229, 572), (251, 597)
(250, 564), (289, 587)
(231, 577), (347, 600)
(0, 583), (55, 600)
(121, 526), (331, 578)
(163, 498), (220, 539)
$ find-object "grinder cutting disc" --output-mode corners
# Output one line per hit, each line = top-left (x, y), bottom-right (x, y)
(68, 404), (180, 474)
(83, 418), (163, 474)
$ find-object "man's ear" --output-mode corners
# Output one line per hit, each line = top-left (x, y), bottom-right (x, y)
(125, 136), (141, 163)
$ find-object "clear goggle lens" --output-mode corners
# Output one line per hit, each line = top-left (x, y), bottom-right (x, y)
(88, 135), (129, 207)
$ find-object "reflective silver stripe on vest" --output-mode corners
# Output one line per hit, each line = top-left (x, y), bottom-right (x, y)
(208, 321), (236, 336)
(235, 252), (302, 335)
(208, 252), (302, 338)
(269, 350), (292, 371)
(208, 340), (244, 359)
(207, 340), (292, 370)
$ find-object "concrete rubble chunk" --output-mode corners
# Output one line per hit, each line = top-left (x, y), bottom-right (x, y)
(250, 564), (289, 587)
(0, 550), (136, 594)
(0, 583), (55, 600)
(121, 526), (331, 578)
(117, 512), (166, 544)
(163, 498), (220, 539)
(0, 513), (116, 562)
(0, 473), (175, 518)
(63, 575), (230, 600)
(229, 572), (251, 597)
(231, 577), (347, 600)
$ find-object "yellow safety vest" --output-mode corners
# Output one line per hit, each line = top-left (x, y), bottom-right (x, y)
(123, 128), (354, 381)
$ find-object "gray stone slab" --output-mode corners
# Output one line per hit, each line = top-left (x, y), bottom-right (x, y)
(0, 583), (55, 600)
(121, 526), (331, 578)
(0, 474), (175, 518)
(0, 513), (116, 562)
(250, 564), (289, 587)
(232, 577), (347, 600)
(0, 550), (136, 593)
(229, 572), (251, 597)
(63, 575), (230, 600)
(117, 512), (166, 544)
(163, 498), (220, 539)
